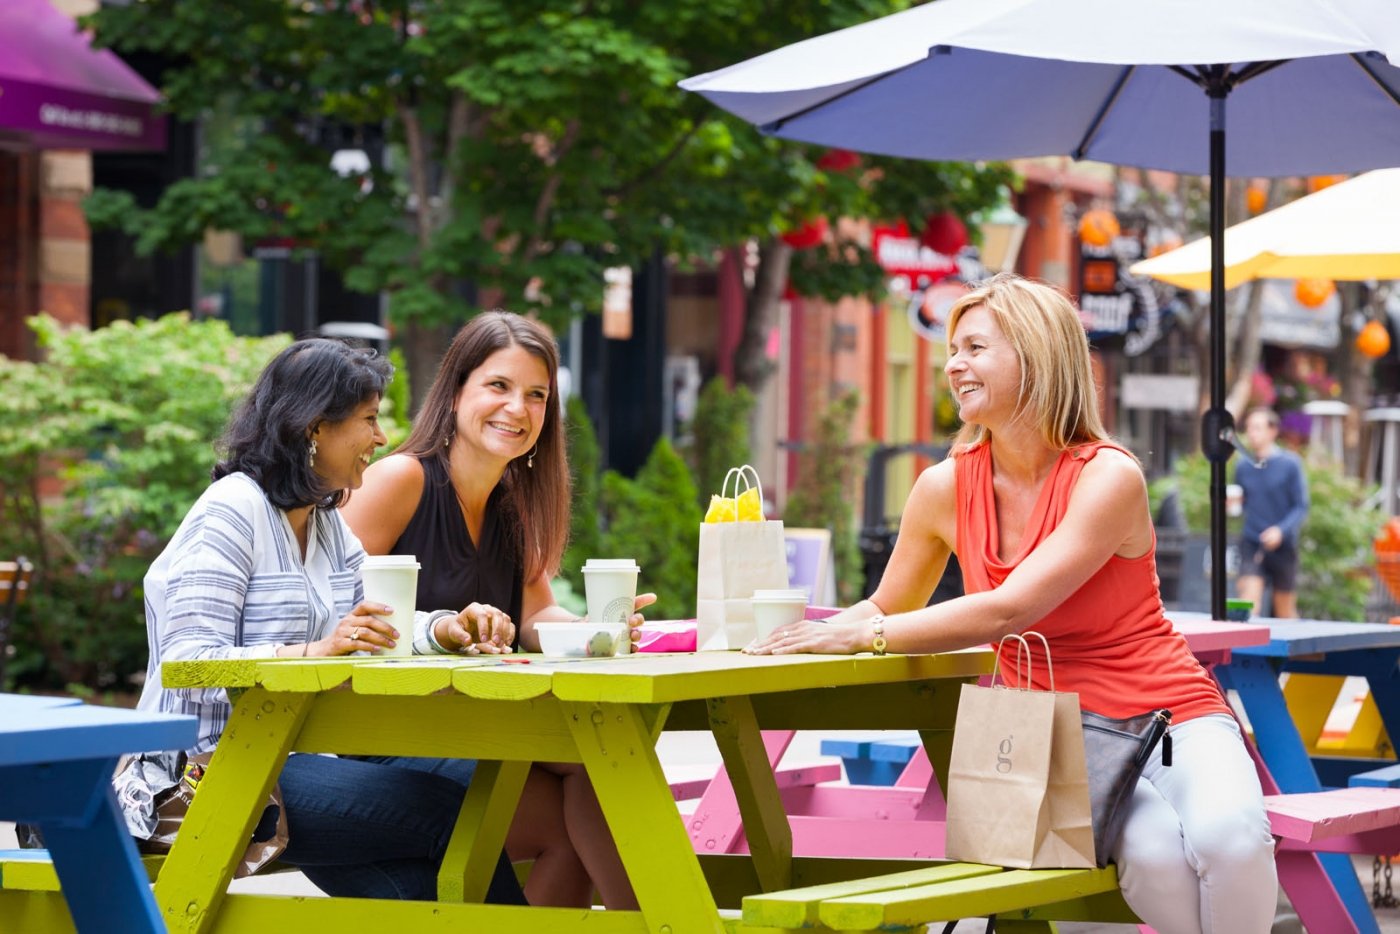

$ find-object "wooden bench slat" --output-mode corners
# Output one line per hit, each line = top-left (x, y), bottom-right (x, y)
(1264, 788), (1400, 842)
(0, 851), (165, 891)
(669, 762), (840, 801)
(742, 862), (1000, 928)
(817, 866), (1120, 931)
(1349, 763), (1400, 787)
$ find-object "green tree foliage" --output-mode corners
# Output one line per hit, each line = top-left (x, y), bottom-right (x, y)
(0, 315), (288, 690)
(784, 392), (867, 604)
(560, 396), (602, 592)
(379, 345), (412, 456)
(686, 378), (755, 507)
(83, 0), (1013, 406)
(1148, 453), (1381, 621)
(599, 438), (701, 621)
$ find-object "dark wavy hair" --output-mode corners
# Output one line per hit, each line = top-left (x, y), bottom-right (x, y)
(214, 338), (393, 510)
(397, 311), (569, 582)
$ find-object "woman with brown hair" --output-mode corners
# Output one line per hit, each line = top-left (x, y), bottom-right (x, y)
(343, 311), (648, 909)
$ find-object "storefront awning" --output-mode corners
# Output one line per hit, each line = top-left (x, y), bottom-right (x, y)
(0, 0), (166, 152)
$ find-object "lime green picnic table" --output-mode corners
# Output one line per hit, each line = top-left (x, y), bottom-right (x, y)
(148, 648), (993, 933)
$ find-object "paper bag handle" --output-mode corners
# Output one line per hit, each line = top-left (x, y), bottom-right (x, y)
(718, 464), (764, 521)
(991, 631), (1054, 692)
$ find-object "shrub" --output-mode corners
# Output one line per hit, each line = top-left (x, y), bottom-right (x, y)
(599, 437), (701, 621)
(379, 345), (412, 455)
(686, 378), (755, 508)
(0, 314), (289, 691)
(784, 391), (866, 604)
(1148, 452), (1380, 621)
(560, 395), (602, 594)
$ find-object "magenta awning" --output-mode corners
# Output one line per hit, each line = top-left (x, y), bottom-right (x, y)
(0, 0), (166, 152)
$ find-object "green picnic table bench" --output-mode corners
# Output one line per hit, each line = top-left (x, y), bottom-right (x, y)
(738, 861), (1132, 932)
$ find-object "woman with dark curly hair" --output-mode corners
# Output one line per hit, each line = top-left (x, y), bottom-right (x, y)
(131, 337), (523, 904)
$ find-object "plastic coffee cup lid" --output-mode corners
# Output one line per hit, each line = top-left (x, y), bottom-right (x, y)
(363, 554), (421, 569)
(752, 589), (808, 601)
(583, 559), (640, 571)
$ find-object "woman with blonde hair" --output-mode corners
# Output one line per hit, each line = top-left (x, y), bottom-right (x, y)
(747, 274), (1277, 933)
(344, 311), (648, 909)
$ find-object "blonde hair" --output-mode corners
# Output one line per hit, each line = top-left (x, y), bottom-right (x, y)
(946, 273), (1108, 450)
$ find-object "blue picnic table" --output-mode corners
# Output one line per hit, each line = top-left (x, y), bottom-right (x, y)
(1214, 617), (1400, 934)
(0, 693), (196, 934)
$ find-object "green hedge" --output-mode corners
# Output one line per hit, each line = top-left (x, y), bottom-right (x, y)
(0, 315), (289, 690)
(0, 314), (411, 691)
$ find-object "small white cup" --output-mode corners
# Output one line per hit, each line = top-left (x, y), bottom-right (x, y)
(582, 559), (640, 630)
(751, 588), (809, 640)
(361, 555), (420, 657)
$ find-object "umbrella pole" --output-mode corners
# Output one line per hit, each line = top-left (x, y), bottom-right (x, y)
(1204, 89), (1236, 621)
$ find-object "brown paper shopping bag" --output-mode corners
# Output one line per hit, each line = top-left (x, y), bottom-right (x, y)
(696, 465), (790, 651)
(944, 632), (1096, 869)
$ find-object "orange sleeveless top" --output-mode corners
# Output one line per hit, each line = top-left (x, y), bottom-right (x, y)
(955, 440), (1229, 723)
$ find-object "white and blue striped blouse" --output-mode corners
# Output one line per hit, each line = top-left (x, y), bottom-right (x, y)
(135, 472), (365, 752)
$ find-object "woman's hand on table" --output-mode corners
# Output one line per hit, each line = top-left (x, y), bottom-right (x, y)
(438, 602), (516, 654)
(309, 602), (399, 656)
(742, 618), (865, 655)
(627, 593), (658, 647)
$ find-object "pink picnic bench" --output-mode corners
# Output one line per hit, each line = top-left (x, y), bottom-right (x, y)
(1265, 787), (1400, 934)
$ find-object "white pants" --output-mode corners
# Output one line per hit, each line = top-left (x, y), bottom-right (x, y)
(1113, 713), (1278, 934)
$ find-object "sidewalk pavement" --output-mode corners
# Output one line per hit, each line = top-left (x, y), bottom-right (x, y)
(5, 729), (1400, 932)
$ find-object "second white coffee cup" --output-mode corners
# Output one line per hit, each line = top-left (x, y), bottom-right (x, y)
(361, 554), (420, 657)
(582, 558), (640, 629)
(751, 588), (809, 640)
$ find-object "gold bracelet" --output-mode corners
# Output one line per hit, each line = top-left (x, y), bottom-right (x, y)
(870, 614), (887, 656)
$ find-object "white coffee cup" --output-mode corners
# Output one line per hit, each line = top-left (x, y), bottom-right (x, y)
(582, 559), (640, 634)
(751, 588), (809, 640)
(361, 555), (420, 657)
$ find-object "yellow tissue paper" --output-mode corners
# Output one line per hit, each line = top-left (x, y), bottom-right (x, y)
(735, 486), (763, 522)
(704, 494), (736, 524)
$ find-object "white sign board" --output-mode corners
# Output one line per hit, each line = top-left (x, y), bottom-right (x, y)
(1120, 374), (1199, 412)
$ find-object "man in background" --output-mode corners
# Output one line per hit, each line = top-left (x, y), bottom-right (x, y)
(1235, 407), (1310, 617)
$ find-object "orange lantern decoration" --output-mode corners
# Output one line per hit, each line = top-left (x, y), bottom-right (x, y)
(781, 216), (828, 250)
(1078, 209), (1120, 247)
(1307, 174), (1347, 193)
(1358, 319), (1391, 359)
(1294, 278), (1335, 308)
(920, 211), (969, 256)
(1245, 185), (1267, 214)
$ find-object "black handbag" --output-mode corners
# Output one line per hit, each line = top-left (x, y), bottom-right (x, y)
(1081, 708), (1172, 867)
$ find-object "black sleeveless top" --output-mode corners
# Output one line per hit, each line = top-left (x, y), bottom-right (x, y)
(391, 456), (523, 643)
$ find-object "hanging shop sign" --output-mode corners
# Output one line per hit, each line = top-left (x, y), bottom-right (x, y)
(908, 279), (970, 342)
(872, 225), (960, 286)
(1079, 241), (1162, 357)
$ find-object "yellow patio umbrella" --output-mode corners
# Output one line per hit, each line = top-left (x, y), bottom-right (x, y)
(1130, 168), (1400, 289)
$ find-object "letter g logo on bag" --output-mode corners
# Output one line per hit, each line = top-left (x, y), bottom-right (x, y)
(996, 735), (1013, 773)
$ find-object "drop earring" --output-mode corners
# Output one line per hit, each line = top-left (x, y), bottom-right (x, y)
(308, 438), (318, 468)
(527, 445), (537, 469)
(444, 414), (456, 448)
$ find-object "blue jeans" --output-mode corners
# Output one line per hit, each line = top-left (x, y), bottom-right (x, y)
(277, 753), (525, 904)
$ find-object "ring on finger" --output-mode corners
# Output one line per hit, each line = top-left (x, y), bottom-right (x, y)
(351, 627), (361, 641)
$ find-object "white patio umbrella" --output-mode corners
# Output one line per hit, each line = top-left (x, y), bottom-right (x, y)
(1130, 168), (1400, 289)
(680, 0), (1400, 625)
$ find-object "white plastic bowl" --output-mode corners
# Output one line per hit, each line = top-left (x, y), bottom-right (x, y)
(535, 621), (628, 658)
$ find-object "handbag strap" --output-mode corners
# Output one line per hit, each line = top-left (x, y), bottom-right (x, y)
(991, 631), (1055, 691)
